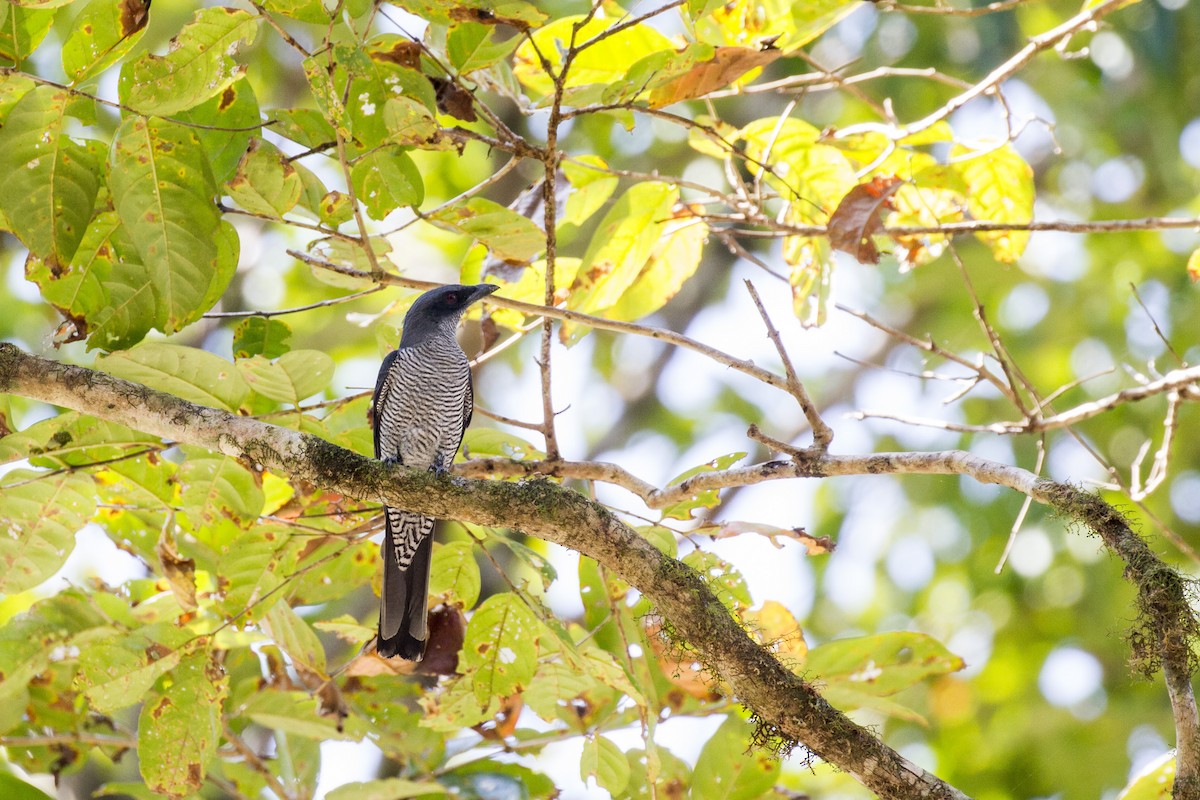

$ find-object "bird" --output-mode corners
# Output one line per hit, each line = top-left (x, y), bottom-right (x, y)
(371, 283), (499, 660)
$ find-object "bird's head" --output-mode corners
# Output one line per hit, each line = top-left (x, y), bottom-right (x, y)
(398, 283), (500, 347)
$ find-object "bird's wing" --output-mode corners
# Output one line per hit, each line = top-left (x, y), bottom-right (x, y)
(371, 349), (400, 460)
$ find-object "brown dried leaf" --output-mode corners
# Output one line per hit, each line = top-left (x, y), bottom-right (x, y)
(709, 521), (835, 554)
(431, 76), (477, 121)
(648, 46), (781, 109)
(827, 175), (903, 264)
(156, 527), (198, 611)
(415, 604), (466, 676)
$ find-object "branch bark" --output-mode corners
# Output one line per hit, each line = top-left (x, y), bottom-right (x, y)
(0, 343), (967, 799)
(3, 343), (1198, 796)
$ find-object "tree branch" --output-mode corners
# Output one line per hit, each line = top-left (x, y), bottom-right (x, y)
(5, 344), (1198, 796)
(0, 343), (967, 799)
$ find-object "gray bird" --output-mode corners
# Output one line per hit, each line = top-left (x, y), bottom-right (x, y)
(372, 283), (498, 660)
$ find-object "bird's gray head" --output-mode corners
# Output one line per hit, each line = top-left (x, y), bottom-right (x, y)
(398, 283), (499, 348)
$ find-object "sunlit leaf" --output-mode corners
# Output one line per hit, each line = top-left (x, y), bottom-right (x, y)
(0, 5), (55, 64)
(1117, 751), (1175, 800)
(462, 593), (541, 705)
(808, 631), (965, 722)
(648, 45), (781, 108)
(952, 142), (1034, 262)
(138, 649), (228, 797)
(513, 15), (674, 103)
(326, 779), (445, 800)
(0, 86), (102, 269)
(172, 78), (261, 185)
(0, 470), (94, 593)
(99, 343), (250, 412)
(696, 0), (856, 50)
(562, 156), (619, 228)
(237, 350), (335, 405)
(581, 735), (630, 795)
(351, 146), (424, 219)
(61, 0), (150, 82)
(225, 139), (302, 220)
(428, 197), (544, 263)
(691, 714), (780, 800)
(682, 551), (752, 611)
(607, 215), (707, 321)
(110, 117), (226, 333)
(178, 446), (265, 528)
(263, 603), (327, 676)
(429, 541), (482, 609)
(124, 7), (259, 116)
(569, 182), (678, 315)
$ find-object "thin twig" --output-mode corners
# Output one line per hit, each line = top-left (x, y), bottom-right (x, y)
(744, 280), (833, 450)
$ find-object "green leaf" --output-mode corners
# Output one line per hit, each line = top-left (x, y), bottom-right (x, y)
(660, 451), (745, 520)
(952, 142), (1034, 262)
(61, 0), (150, 82)
(607, 217), (707, 322)
(0, 5), (55, 64)
(237, 350), (335, 405)
(263, 603), (326, 676)
(317, 189), (354, 227)
(691, 714), (780, 800)
(0, 773), (55, 800)
(460, 428), (545, 460)
(326, 779), (445, 800)
(807, 631), (965, 722)
(351, 146), (424, 219)
(695, 0), (856, 51)
(98, 343), (250, 412)
(110, 117), (224, 333)
(225, 139), (302, 219)
(524, 661), (616, 730)
(138, 650), (228, 797)
(216, 529), (297, 618)
(0, 86), (102, 268)
(243, 690), (361, 740)
(174, 78), (261, 184)
(0, 411), (157, 468)
(569, 182), (678, 315)
(261, 0), (331, 24)
(562, 156), (619, 228)
(26, 212), (154, 350)
(429, 541), (482, 609)
(233, 317), (293, 359)
(682, 551), (752, 611)
(124, 7), (259, 116)
(1117, 751), (1174, 800)
(428, 197), (543, 262)
(383, 96), (441, 147)
(178, 447), (265, 528)
(0, 470), (95, 593)
(581, 735), (630, 795)
(448, 22), (519, 75)
(77, 633), (187, 714)
(268, 108), (336, 150)
(461, 593), (541, 705)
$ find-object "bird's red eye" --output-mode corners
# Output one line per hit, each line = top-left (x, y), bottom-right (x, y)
(443, 293), (459, 306)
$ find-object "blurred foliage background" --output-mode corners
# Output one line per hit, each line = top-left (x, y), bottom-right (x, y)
(1, 0), (1199, 798)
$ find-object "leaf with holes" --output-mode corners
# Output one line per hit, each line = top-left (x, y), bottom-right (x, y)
(123, 7), (258, 116)
(808, 631), (965, 723)
(351, 146), (425, 219)
(0, 86), (102, 270)
(138, 649), (228, 797)
(461, 593), (540, 705)
(61, 0), (150, 83)
(0, 470), (95, 594)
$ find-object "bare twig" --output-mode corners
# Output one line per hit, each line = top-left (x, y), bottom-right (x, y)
(744, 280), (833, 450)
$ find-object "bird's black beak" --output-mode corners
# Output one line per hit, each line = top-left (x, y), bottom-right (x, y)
(468, 283), (501, 304)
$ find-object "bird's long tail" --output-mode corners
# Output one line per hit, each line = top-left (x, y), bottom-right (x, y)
(378, 507), (435, 660)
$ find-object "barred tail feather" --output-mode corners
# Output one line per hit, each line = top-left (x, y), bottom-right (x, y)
(378, 508), (435, 660)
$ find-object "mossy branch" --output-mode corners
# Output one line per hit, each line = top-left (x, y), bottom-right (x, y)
(4, 343), (1198, 796)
